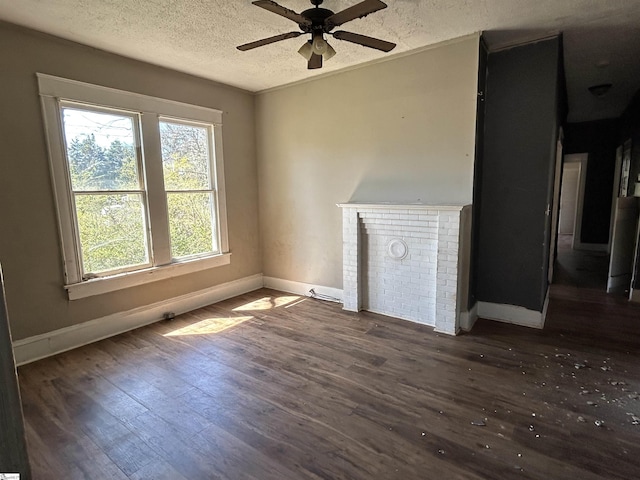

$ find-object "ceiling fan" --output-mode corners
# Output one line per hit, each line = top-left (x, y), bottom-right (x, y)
(237, 0), (396, 69)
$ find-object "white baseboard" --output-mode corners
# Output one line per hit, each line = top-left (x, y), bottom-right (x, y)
(574, 242), (608, 252)
(477, 300), (545, 329)
(459, 303), (478, 332)
(263, 276), (343, 302)
(13, 274), (263, 366)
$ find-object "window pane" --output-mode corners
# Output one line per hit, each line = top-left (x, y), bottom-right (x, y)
(62, 107), (139, 191)
(167, 192), (217, 258)
(160, 121), (211, 190)
(75, 194), (149, 274)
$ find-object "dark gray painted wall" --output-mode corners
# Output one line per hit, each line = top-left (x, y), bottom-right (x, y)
(469, 38), (488, 309)
(474, 37), (562, 312)
(564, 119), (618, 244)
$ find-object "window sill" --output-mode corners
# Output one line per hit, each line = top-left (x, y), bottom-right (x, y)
(65, 253), (231, 300)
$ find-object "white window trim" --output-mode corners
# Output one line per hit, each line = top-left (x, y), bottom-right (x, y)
(38, 73), (230, 300)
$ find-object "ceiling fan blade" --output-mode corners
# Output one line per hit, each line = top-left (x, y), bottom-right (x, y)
(237, 31), (302, 51)
(325, 0), (388, 28)
(308, 53), (323, 69)
(332, 30), (396, 52)
(252, 0), (312, 27)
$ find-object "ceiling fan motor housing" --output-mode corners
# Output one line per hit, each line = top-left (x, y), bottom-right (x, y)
(300, 7), (335, 33)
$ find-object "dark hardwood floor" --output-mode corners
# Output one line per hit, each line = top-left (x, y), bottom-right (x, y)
(17, 250), (640, 479)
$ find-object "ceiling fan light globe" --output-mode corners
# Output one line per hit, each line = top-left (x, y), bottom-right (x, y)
(323, 42), (336, 61)
(312, 34), (328, 55)
(298, 41), (313, 61)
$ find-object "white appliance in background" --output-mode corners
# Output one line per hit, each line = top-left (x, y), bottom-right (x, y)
(607, 197), (639, 294)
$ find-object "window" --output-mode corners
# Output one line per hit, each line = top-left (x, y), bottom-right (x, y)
(159, 119), (219, 260)
(61, 104), (150, 276)
(39, 74), (229, 300)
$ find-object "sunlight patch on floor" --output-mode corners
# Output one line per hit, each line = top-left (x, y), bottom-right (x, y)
(232, 295), (301, 311)
(164, 315), (253, 337)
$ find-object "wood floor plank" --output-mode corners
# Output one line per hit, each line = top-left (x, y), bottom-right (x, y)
(20, 379), (129, 479)
(127, 459), (190, 480)
(18, 286), (640, 479)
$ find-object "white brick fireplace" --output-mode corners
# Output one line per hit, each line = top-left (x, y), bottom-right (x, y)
(338, 203), (471, 335)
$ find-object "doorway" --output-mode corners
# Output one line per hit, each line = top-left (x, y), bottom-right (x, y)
(554, 153), (609, 289)
(558, 162), (580, 238)
(559, 153), (588, 250)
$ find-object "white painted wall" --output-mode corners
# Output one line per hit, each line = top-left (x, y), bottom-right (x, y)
(256, 35), (480, 289)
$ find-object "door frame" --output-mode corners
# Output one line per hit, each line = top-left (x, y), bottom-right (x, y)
(563, 153), (589, 250)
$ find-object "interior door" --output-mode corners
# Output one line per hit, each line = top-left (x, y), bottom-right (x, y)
(607, 197), (639, 293)
(548, 134), (563, 283)
(608, 146), (623, 251)
(561, 154), (588, 250)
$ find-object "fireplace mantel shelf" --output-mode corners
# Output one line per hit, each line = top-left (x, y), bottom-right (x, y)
(337, 203), (465, 211)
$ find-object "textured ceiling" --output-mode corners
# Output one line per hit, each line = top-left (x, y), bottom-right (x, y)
(1, 0), (640, 121)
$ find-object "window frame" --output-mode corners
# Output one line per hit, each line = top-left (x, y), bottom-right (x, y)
(158, 116), (221, 261)
(60, 101), (153, 278)
(38, 73), (230, 300)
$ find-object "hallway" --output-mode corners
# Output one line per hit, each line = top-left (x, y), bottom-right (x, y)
(552, 234), (609, 291)
(545, 233), (640, 348)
